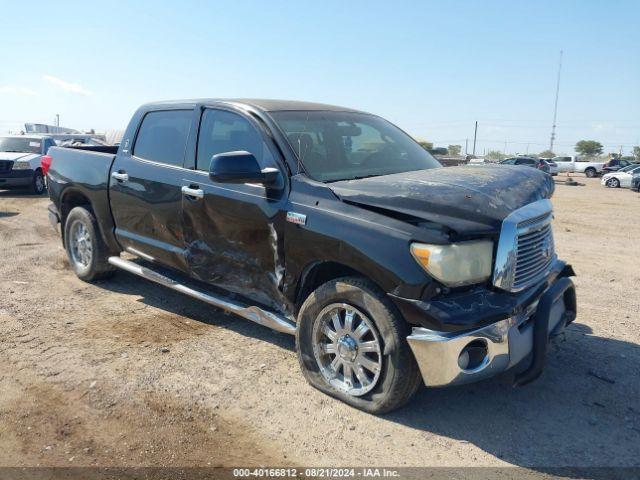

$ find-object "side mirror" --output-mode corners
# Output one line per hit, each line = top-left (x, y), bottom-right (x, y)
(209, 151), (280, 185)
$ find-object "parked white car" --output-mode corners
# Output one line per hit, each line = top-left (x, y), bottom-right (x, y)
(553, 156), (605, 178)
(0, 135), (57, 194)
(601, 164), (640, 188)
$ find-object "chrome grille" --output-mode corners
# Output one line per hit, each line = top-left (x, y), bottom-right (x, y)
(493, 199), (556, 292)
(513, 216), (555, 290)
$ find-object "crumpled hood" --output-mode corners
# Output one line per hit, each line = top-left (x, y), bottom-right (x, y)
(329, 165), (554, 234)
(0, 152), (38, 162)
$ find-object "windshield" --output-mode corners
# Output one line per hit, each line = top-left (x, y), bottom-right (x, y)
(0, 137), (41, 154)
(271, 111), (441, 182)
(620, 164), (639, 172)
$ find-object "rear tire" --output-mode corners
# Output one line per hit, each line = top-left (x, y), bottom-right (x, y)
(585, 168), (596, 178)
(64, 206), (115, 281)
(31, 169), (46, 195)
(296, 277), (422, 414)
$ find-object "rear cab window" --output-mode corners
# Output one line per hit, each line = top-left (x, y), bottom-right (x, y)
(133, 110), (193, 166)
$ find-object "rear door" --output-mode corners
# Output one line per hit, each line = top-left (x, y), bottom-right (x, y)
(179, 105), (289, 311)
(109, 108), (193, 272)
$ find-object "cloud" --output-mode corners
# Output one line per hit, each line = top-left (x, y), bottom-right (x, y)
(593, 123), (614, 131)
(0, 85), (39, 96)
(43, 75), (92, 96)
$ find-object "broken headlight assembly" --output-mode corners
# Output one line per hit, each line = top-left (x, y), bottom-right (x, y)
(410, 240), (493, 287)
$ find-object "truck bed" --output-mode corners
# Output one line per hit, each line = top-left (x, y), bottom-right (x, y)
(59, 144), (119, 155)
(47, 145), (119, 252)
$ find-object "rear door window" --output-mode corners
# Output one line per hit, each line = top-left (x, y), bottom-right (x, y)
(133, 110), (193, 166)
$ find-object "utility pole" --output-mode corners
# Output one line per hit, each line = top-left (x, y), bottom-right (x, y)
(465, 138), (468, 155)
(472, 121), (478, 156)
(55, 114), (60, 127)
(550, 50), (563, 152)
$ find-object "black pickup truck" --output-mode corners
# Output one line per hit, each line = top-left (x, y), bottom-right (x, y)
(45, 99), (576, 413)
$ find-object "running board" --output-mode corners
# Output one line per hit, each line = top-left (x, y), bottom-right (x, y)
(107, 256), (296, 335)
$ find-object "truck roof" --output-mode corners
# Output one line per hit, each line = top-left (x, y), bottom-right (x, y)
(142, 98), (365, 113)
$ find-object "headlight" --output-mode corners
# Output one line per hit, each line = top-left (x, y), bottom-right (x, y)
(410, 240), (493, 287)
(13, 161), (30, 169)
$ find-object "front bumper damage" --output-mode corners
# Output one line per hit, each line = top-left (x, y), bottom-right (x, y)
(406, 268), (577, 387)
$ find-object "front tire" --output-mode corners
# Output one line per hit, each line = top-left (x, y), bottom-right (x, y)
(31, 169), (46, 195)
(64, 206), (114, 281)
(585, 168), (596, 178)
(606, 177), (620, 188)
(296, 277), (422, 414)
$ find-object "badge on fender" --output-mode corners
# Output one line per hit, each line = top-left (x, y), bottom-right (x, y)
(286, 212), (307, 226)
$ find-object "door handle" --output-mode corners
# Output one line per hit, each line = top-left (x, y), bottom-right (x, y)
(182, 186), (204, 199)
(111, 171), (129, 182)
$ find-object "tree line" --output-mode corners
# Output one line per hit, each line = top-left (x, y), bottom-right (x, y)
(418, 139), (640, 161)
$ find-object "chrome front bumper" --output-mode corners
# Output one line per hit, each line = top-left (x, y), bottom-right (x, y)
(407, 279), (574, 387)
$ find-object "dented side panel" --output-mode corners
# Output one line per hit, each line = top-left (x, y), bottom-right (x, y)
(179, 169), (292, 315)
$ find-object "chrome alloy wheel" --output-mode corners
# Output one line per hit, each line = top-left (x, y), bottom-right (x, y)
(34, 174), (45, 193)
(69, 221), (92, 268)
(311, 303), (383, 396)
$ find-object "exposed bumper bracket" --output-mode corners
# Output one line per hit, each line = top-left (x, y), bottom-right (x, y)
(513, 276), (576, 386)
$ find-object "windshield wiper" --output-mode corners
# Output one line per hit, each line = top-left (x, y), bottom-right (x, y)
(349, 173), (384, 180)
(325, 173), (385, 183)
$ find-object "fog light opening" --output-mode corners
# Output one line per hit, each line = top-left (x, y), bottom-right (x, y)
(458, 339), (489, 371)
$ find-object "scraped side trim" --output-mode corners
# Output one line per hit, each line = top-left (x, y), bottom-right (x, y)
(107, 256), (296, 335)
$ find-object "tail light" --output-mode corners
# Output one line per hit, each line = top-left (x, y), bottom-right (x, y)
(41, 155), (52, 175)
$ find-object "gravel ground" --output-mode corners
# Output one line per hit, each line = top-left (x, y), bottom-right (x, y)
(0, 175), (638, 471)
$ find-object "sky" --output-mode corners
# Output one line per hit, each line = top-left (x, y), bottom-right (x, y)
(1, 0), (639, 156)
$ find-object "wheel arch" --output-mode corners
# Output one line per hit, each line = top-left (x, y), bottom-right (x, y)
(293, 260), (388, 315)
(59, 189), (92, 244)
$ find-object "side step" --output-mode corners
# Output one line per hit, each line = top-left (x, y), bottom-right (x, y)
(107, 256), (296, 335)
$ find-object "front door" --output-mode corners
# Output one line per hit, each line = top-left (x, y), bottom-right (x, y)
(180, 106), (289, 312)
(109, 108), (193, 272)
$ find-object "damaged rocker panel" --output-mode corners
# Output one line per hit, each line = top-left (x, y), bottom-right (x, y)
(107, 256), (296, 335)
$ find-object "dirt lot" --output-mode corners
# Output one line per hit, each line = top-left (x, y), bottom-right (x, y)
(0, 176), (638, 471)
